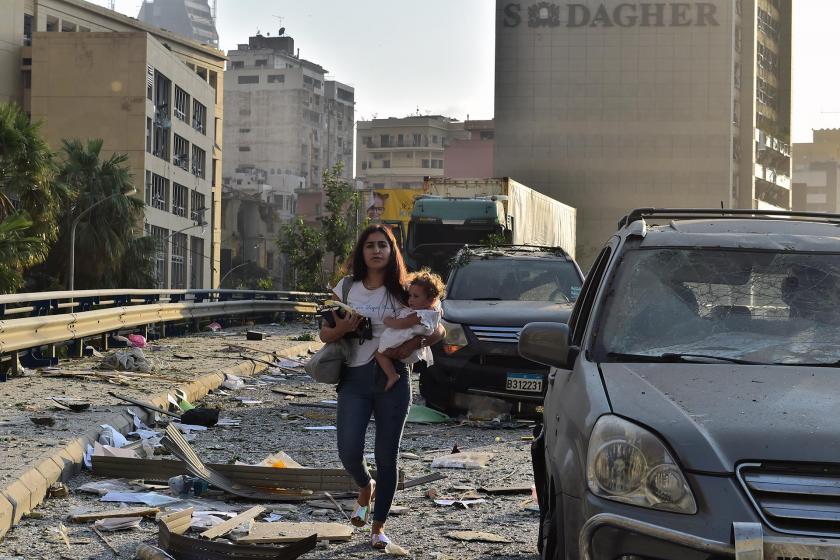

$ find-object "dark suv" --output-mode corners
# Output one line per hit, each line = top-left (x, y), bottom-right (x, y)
(521, 208), (840, 559)
(420, 245), (584, 418)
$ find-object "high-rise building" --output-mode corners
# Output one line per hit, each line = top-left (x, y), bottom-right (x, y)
(137, 0), (219, 48)
(355, 116), (469, 190)
(494, 0), (792, 267)
(0, 0), (226, 288)
(222, 34), (354, 193)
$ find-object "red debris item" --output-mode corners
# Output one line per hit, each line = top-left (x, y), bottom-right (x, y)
(127, 334), (148, 348)
(206, 322), (222, 332)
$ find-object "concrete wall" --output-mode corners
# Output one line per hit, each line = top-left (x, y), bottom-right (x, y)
(0, 0), (26, 104)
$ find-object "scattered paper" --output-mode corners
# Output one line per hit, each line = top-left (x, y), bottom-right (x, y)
(100, 491), (179, 507)
(78, 479), (136, 496)
(94, 516), (142, 531)
(304, 426), (337, 431)
(385, 542), (410, 556)
(171, 422), (208, 434)
(93, 442), (138, 459)
(98, 425), (129, 448)
(222, 374), (244, 390)
(236, 397), (263, 405)
(431, 451), (494, 470)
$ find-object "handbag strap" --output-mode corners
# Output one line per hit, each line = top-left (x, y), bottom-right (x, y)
(341, 275), (353, 304)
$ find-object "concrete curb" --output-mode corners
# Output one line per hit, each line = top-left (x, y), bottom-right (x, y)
(0, 340), (318, 542)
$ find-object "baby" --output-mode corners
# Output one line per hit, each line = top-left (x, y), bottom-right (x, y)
(376, 269), (445, 391)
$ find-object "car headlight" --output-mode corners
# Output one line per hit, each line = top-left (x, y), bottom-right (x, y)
(586, 415), (697, 514)
(440, 320), (467, 354)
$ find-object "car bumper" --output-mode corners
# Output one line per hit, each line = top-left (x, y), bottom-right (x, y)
(580, 513), (840, 560)
(423, 344), (548, 413)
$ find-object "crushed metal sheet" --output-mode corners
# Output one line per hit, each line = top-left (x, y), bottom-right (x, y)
(158, 508), (316, 560)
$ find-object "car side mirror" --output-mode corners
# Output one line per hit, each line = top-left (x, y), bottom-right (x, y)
(518, 322), (576, 369)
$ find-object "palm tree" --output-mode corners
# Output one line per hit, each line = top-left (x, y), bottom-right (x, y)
(49, 138), (154, 289)
(0, 102), (67, 292)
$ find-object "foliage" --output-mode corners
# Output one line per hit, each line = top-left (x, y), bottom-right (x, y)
(31, 138), (155, 289)
(0, 103), (69, 292)
(482, 232), (507, 249)
(277, 216), (324, 292)
(320, 162), (361, 273)
(221, 260), (271, 289)
(290, 331), (316, 341)
(257, 277), (274, 291)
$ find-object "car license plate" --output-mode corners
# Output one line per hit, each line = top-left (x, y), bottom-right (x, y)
(506, 373), (543, 393)
(734, 522), (840, 559)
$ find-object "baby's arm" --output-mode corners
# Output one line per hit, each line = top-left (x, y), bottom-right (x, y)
(383, 312), (422, 329)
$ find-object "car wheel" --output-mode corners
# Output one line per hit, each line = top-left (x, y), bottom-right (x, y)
(418, 366), (453, 412)
(541, 479), (565, 560)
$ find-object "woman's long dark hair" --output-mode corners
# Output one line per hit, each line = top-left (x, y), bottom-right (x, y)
(346, 224), (408, 304)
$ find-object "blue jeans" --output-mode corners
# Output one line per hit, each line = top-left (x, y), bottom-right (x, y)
(337, 359), (411, 523)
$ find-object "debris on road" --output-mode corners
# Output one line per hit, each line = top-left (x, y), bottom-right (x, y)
(445, 530), (513, 543)
(93, 516), (142, 531)
(199, 506), (265, 540)
(236, 521), (352, 543)
(70, 506), (160, 522)
(431, 451), (494, 469)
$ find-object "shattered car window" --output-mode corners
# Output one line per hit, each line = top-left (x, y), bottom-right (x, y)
(595, 249), (840, 365)
(448, 258), (581, 303)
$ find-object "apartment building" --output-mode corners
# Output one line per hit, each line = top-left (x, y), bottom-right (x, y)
(1, 0), (225, 288)
(223, 34), (354, 190)
(494, 0), (793, 267)
(444, 119), (495, 178)
(355, 115), (469, 190)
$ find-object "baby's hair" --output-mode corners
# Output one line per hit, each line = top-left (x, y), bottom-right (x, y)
(408, 268), (446, 301)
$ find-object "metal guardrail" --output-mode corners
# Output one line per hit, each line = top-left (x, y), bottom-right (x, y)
(0, 288), (327, 369)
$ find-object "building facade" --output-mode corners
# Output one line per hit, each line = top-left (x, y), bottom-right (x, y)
(792, 129), (840, 213)
(223, 35), (354, 190)
(494, 0), (792, 267)
(444, 119), (495, 178)
(137, 0), (219, 48)
(1, 0), (226, 288)
(355, 116), (469, 190)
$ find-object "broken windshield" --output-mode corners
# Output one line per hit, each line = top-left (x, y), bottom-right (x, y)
(594, 248), (840, 365)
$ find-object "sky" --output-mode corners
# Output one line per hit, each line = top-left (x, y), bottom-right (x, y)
(99, 0), (830, 143)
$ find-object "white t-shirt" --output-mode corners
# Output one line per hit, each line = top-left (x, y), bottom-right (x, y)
(333, 277), (406, 367)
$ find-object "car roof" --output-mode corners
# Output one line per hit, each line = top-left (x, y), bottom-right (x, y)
(458, 245), (572, 260)
(632, 219), (840, 252)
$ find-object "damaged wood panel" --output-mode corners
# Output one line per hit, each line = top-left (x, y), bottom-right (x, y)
(236, 522), (352, 544)
(91, 455), (396, 492)
(199, 506), (265, 540)
(70, 507), (160, 522)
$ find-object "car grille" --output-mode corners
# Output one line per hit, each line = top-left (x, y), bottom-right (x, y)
(469, 325), (521, 343)
(737, 462), (840, 537)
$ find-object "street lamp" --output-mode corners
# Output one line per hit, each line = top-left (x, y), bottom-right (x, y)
(219, 261), (254, 289)
(68, 187), (137, 291)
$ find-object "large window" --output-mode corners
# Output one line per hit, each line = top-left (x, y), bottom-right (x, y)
(149, 225), (168, 288)
(268, 74), (285, 83)
(448, 258), (582, 303)
(172, 183), (187, 217)
(147, 173), (168, 211)
(192, 100), (207, 134)
(170, 232), (187, 289)
(238, 75), (259, 85)
(23, 14), (32, 46)
(191, 146), (206, 179)
(173, 134), (189, 170)
(190, 236), (204, 288)
(191, 191), (205, 221)
(174, 86), (189, 122)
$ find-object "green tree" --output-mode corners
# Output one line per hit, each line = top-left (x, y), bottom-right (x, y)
(277, 216), (324, 292)
(0, 103), (68, 292)
(36, 138), (155, 289)
(320, 162), (360, 276)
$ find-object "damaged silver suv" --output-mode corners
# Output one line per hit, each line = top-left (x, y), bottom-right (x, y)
(521, 208), (840, 560)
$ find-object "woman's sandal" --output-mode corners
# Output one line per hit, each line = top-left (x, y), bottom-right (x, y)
(370, 531), (391, 550)
(350, 481), (376, 527)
